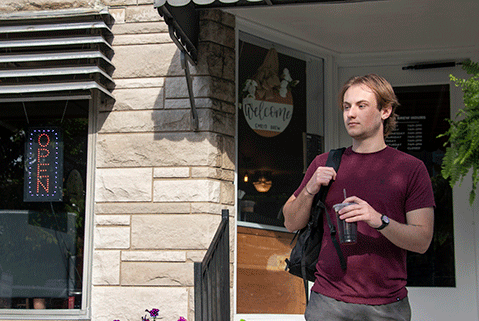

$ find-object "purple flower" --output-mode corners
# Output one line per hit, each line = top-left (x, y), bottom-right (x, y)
(178, 317), (187, 321)
(148, 308), (159, 317)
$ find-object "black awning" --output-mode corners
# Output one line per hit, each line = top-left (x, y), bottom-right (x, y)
(156, 0), (356, 9)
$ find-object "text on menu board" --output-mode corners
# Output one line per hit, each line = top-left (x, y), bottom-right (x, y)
(386, 115), (426, 152)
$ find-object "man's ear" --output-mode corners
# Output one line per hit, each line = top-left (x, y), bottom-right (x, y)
(381, 104), (393, 120)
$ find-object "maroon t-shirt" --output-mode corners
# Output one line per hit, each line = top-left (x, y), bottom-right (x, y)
(293, 146), (435, 305)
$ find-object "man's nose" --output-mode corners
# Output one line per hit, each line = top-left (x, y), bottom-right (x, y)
(347, 106), (357, 117)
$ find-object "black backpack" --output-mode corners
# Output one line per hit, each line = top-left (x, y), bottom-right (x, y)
(284, 147), (346, 303)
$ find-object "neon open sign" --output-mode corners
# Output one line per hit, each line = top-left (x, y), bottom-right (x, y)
(24, 127), (64, 202)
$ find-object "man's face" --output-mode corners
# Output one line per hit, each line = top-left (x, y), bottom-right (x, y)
(342, 84), (391, 141)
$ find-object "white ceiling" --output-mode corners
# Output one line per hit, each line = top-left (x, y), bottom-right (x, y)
(225, 0), (479, 56)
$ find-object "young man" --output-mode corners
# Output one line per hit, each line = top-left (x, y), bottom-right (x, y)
(282, 74), (435, 321)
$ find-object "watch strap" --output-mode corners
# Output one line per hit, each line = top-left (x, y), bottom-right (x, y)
(376, 215), (389, 230)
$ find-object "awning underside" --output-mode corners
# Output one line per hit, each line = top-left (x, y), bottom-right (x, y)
(0, 8), (115, 104)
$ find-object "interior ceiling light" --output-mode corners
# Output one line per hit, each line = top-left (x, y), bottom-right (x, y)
(253, 176), (272, 193)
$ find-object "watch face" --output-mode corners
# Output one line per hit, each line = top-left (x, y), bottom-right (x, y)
(383, 216), (390, 224)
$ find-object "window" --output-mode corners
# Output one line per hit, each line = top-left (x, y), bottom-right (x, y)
(389, 85), (455, 287)
(0, 9), (114, 315)
(0, 99), (89, 310)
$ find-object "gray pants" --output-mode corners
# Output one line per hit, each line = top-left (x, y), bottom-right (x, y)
(305, 291), (411, 321)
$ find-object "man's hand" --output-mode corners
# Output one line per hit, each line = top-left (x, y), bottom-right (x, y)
(283, 166), (337, 232)
(304, 166), (337, 195)
(336, 195), (434, 254)
(336, 196), (382, 228)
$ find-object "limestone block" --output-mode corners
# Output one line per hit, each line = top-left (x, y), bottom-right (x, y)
(164, 76), (211, 99)
(221, 180), (235, 205)
(151, 109), (197, 131)
(121, 262), (194, 286)
(113, 33), (171, 46)
(95, 202), (190, 214)
(153, 167), (190, 178)
(197, 42), (235, 82)
(199, 19), (235, 49)
(222, 135), (235, 170)
(95, 214), (131, 226)
(190, 167), (234, 181)
(131, 214), (221, 249)
(96, 132), (221, 167)
(210, 77), (235, 103)
(109, 8), (125, 24)
(124, 5), (161, 23)
(153, 179), (220, 202)
(188, 287), (195, 321)
(98, 111), (144, 132)
(221, 100), (236, 114)
(94, 226), (130, 249)
(112, 44), (182, 78)
(99, 108), (233, 135)
(111, 21), (168, 35)
(186, 250), (207, 262)
(190, 202), (233, 215)
(164, 97), (212, 110)
(95, 168), (152, 202)
(137, 0), (155, 5)
(0, 0), (95, 12)
(112, 87), (164, 110)
(200, 9), (235, 30)
(91, 286), (188, 321)
(114, 77), (164, 89)
(205, 109), (235, 136)
(121, 251), (186, 262)
(92, 250), (121, 285)
(190, 167), (218, 179)
(102, 0), (137, 6)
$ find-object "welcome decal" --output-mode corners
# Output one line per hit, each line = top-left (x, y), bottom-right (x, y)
(240, 48), (299, 138)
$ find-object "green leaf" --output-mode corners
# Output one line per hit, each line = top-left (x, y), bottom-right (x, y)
(440, 60), (479, 205)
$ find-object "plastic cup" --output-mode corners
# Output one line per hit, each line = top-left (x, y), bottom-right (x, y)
(333, 203), (357, 244)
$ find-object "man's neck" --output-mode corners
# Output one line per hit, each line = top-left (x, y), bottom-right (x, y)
(351, 138), (387, 154)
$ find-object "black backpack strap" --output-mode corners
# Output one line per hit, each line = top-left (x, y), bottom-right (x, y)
(312, 148), (346, 271)
(303, 148), (347, 303)
(321, 200), (347, 271)
(321, 147), (347, 271)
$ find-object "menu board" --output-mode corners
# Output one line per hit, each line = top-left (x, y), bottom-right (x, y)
(385, 115), (426, 151)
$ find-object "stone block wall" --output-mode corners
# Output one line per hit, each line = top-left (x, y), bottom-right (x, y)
(91, 3), (236, 321)
(93, 3), (236, 321)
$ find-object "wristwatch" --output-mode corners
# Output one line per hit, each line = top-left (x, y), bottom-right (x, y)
(376, 215), (390, 230)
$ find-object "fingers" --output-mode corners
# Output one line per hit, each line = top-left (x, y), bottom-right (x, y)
(307, 167), (337, 195)
(343, 195), (362, 203)
(315, 166), (337, 185)
(336, 198), (380, 226)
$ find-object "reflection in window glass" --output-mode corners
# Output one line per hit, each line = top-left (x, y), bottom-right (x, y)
(237, 39), (308, 229)
(0, 100), (88, 309)
(391, 85), (455, 287)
